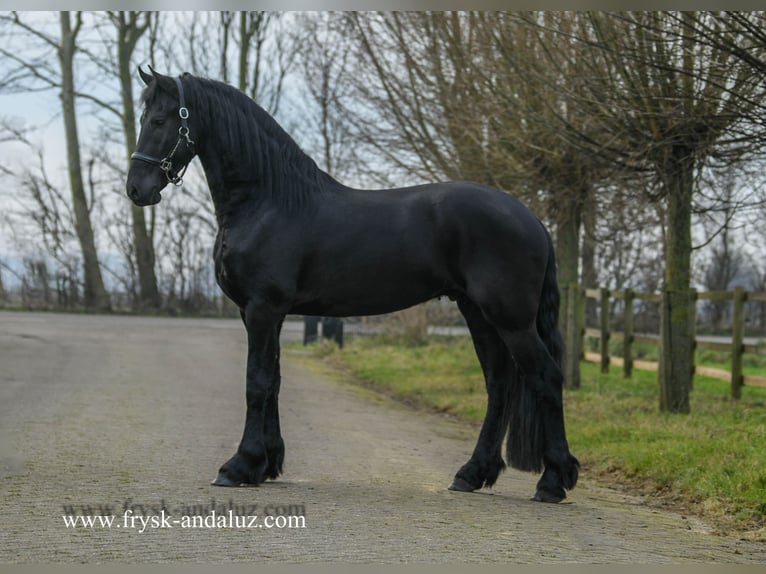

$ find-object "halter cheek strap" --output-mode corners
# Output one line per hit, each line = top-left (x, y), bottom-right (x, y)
(131, 76), (195, 186)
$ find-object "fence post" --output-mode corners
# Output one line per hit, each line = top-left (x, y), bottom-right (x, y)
(600, 287), (610, 374)
(322, 317), (344, 348)
(731, 286), (746, 400)
(303, 315), (319, 345)
(623, 288), (634, 378)
(565, 284), (581, 389)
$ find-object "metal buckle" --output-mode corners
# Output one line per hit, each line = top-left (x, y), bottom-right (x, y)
(179, 107), (189, 120)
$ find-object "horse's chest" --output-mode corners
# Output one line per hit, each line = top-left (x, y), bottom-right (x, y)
(214, 226), (245, 306)
(213, 223), (278, 307)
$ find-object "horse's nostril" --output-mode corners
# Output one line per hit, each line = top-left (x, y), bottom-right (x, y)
(128, 185), (139, 201)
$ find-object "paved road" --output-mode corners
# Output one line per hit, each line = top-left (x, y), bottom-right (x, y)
(1, 311), (763, 563)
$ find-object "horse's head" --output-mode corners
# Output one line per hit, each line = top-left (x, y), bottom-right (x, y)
(126, 67), (196, 207)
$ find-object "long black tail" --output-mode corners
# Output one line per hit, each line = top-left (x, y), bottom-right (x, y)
(506, 228), (562, 472)
(536, 229), (564, 369)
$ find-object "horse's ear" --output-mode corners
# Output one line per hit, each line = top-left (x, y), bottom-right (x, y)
(138, 66), (154, 87)
(146, 66), (178, 97)
(155, 75), (178, 97)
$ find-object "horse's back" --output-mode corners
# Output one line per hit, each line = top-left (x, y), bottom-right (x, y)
(347, 180), (543, 240)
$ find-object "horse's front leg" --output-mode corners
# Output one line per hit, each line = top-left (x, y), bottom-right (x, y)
(263, 337), (285, 479)
(213, 302), (284, 486)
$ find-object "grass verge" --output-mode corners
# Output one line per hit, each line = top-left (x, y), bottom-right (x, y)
(286, 335), (766, 540)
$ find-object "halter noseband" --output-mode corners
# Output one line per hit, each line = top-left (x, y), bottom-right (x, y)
(131, 76), (195, 186)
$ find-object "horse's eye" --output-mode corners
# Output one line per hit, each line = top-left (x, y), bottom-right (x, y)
(151, 117), (166, 127)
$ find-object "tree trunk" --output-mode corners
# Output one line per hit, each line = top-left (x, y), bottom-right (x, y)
(238, 12), (249, 93)
(116, 11), (160, 311)
(658, 151), (694, 413)
(580, 192), (599, 327)
(556, 190), (583, 389)
(59, 12), (110, 312)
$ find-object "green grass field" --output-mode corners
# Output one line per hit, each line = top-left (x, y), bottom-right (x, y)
(288, 335), (766, 540)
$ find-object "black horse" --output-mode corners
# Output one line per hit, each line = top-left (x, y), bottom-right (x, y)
(126, 69), (579, 502)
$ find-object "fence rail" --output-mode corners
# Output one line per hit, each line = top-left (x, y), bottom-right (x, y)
(567, 285), (766, 396)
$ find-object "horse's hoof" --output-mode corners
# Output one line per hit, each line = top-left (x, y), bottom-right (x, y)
(448, 476), (477, 492)
(211, 472), (250, 487)
(532, 488), (565, 503)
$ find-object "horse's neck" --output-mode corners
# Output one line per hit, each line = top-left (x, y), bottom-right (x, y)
(196, 151), (250, 221)
(196, 119), (334, 221)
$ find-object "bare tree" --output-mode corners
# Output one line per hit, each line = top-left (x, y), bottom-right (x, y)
(66, 11), (163, 310)
(294, 13), (359, 180)
(528, 12), (766, 412)
(688, 12), (766, 142)
(348, 13), (489, 185)
(0, 266), (6, 305)
(3, 150), (79, 306)
(173, 11), (290, 116)
(1, 11), (111, 310)
(154, 193), (220, 315)
(110, 11), (161, 310)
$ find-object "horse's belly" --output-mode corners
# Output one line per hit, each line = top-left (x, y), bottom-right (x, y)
(292, 261), (449, 317)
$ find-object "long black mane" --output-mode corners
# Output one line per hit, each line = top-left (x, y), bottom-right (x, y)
(142, 74), (331, 210)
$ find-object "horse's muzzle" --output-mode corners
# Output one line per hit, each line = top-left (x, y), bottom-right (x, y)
(127, 183), (161, 207)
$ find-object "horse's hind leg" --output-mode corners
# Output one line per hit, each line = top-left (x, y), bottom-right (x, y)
(497, 326), (579, 502)
(448, 297), (512, 492)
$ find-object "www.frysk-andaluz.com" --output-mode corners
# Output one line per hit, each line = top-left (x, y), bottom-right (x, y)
(62, 499), (306, 532)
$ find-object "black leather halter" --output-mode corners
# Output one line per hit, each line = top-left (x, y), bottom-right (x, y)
(131, 76), (195, 186)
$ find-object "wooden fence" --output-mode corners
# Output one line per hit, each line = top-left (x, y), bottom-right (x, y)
(564, 285), (766, 397)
